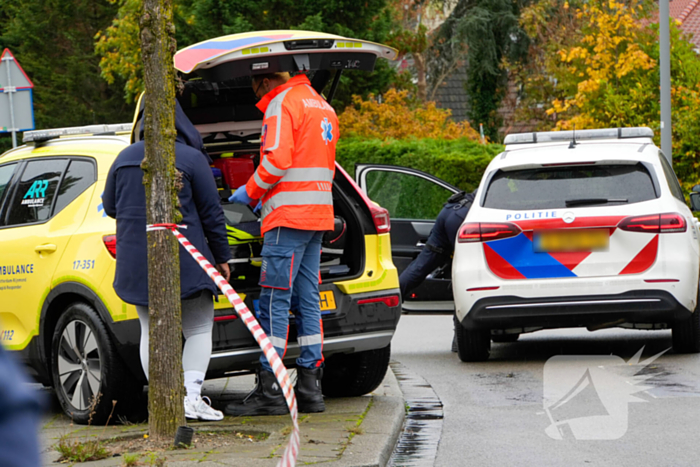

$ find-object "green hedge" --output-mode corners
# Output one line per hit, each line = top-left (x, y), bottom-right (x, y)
(335, 138), (503, 219)
(336, 137), (503, 193)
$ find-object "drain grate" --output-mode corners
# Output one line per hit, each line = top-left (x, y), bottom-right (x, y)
(388, 362), (444, 466)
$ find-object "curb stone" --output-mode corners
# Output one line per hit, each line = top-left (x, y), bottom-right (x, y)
(332, 368), (405, 467)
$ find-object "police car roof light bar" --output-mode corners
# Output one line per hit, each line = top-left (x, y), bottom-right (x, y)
(504, 127), (654, 146)
(23, 123), (133, 144)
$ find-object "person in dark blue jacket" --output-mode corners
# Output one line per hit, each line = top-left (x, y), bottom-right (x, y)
(399, 191), (475, 351)
(103, 101), (232, 421)
(0, 343), (44, 467)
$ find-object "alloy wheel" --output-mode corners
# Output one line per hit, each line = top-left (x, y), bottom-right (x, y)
(56, 319), (102, 411)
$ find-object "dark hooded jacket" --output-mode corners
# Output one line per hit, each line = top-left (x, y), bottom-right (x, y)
(0, 344), (44, 467)
(103, 102), (231, 306)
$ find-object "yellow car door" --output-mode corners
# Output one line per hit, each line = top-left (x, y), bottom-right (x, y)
(0, 157), (94, 350)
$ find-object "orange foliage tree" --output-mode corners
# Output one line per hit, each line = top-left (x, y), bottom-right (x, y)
(339, 89), (481, 141)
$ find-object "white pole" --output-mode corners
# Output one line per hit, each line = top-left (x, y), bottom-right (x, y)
(2, 54), (17, 148)
(660, 0), (672, 164)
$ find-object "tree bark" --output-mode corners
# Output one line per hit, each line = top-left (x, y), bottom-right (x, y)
(414, 53), (428, 102)
(139, 0), (184, 441)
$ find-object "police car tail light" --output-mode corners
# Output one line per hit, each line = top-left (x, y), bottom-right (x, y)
(370, 205), (391, 234)
(458, 222), (521, 243)
(103, 235), (117, 258)
(617, 213), (686, 233)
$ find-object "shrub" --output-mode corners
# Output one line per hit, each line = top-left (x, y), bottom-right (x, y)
(337, 137), (502, 189)
(336, 137), (503, 219)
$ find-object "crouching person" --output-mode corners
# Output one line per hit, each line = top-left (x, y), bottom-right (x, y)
(103, 101), (232, 421)
(225, 72), (338, 415)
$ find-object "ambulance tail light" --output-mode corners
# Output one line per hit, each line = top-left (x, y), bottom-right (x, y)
(617, 213), (687, 233)
(357, 295), (400, 307)
(103, 235), (117, 258)
(370, 205), (391, 234)
(458, 222), (521, 243)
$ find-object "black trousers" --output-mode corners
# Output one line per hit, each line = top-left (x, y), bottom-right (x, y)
(399, 245), (449, 297)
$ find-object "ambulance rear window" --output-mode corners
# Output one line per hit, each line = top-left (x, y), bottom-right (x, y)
(483, 163), (657, 210)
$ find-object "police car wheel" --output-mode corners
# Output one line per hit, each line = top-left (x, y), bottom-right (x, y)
(50, 302), (137, 424)
(491, 334), (519, 343)
(322, 345), (391, 397)
(455, 316), (490, 362)
(672, 287), (700, 353)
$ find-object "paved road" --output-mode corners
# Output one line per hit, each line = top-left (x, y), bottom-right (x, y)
(391, 313), (700, 467)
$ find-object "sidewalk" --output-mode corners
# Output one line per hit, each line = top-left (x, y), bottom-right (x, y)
(40, 369), (404, 466)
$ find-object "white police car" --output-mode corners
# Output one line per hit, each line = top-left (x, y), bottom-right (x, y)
(452, 127), (700, 361)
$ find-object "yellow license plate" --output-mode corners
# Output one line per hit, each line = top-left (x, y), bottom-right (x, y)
(534, 229), (609, 252)
(319, 290), (336, 311)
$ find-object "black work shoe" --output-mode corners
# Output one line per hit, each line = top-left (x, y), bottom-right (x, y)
(224, 369), (289, 416)
(295, 367), (325, 413)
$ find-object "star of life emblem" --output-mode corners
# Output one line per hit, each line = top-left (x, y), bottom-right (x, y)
(321, 118), (333, 145)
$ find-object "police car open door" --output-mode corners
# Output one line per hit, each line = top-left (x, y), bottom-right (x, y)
(356, 164), (460, 312)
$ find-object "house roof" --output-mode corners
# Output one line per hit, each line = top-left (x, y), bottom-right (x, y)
(672, 0), (700, 48)
(433, 66), (469, 122)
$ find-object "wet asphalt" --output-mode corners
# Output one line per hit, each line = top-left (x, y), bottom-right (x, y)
(391, 313), (700, 467)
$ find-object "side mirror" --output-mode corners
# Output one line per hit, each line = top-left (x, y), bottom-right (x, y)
(690, 192), (700, 212)
(692, 184), (700, 193)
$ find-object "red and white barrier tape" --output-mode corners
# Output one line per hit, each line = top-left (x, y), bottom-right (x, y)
(148, 223), (299, 467)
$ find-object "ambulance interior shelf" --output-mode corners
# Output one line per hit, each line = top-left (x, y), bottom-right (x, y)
(222, 200), (351, 283)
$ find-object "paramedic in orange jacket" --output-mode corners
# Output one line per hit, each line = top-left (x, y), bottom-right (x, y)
(225, 72), (337, 416)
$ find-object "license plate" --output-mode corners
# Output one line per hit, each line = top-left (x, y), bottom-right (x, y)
(534, 229), (609, 252)
(319, 290), (336, 311)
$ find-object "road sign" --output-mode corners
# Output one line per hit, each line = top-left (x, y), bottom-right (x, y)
(0, 48), (35, 147)
(0, 89), (34, 131)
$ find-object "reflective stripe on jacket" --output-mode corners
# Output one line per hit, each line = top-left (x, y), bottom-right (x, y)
(245, 75), (338, 235)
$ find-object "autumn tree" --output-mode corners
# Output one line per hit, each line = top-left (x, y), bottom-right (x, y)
(545, 0), (657, 129)
(339, 88), (480, 140)
(511, 0), (700, 190)
(140, 0), (184, 439)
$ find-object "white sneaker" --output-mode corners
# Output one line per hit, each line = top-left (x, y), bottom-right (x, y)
(185, 395), (224, 421)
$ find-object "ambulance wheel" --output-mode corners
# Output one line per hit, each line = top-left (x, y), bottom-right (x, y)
(672, 288), (700, 353)
(322, 345), (391, 397)
(455, 316), (490, 362)
(492, 334), (519, 343)
(50, 302), (139, 424)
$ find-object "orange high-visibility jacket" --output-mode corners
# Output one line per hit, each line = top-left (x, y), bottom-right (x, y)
(245, 75), (338, 235)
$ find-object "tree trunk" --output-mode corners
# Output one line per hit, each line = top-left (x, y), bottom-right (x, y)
(414, 52), (428, 102)
(139, 0), (184, 441)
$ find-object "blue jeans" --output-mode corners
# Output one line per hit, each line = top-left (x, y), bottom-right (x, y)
(258, 227), (324, 371)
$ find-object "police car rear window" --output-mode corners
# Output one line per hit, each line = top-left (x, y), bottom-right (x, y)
(483, 163), (657, 210)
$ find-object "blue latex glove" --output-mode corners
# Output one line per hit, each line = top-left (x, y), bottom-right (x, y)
(254, 201), (262, 214)
(228, 185), (254, 205)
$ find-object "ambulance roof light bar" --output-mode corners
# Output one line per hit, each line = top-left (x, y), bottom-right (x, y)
(23, 123), (133, 144)
(504, 127), (654, 145)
